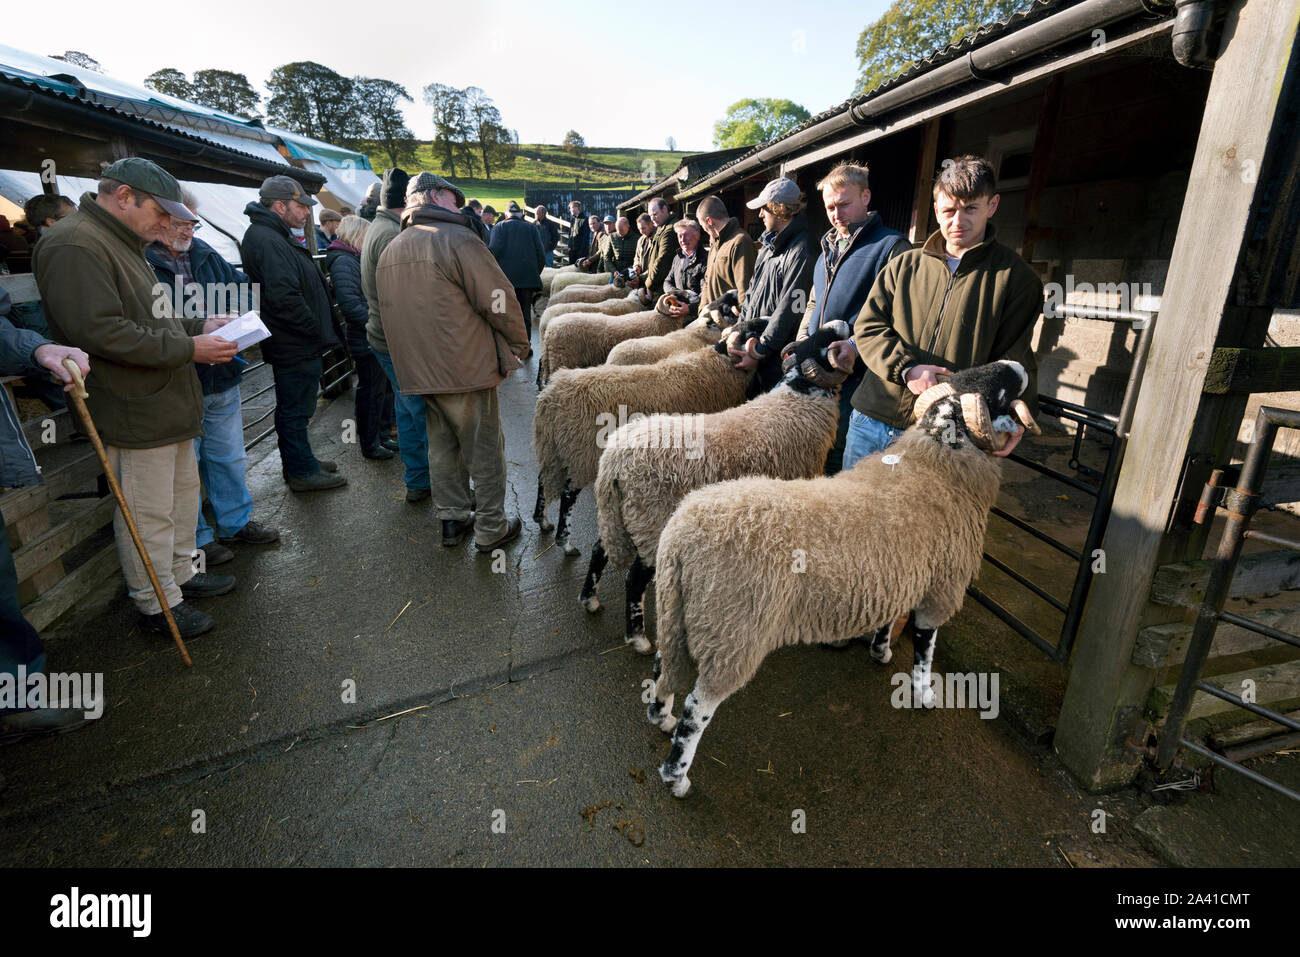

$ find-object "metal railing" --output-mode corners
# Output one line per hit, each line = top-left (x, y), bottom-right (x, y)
(966, 302), (1155, 663)
(1153, 405), (1300, 803)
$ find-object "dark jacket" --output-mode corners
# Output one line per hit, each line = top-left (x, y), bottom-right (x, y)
(644, 219), (680, 299)
(240, 201), (338, 365)
(147, 236), (251, 395)
(700, 218), (757, 306)
(489, 215), (546, 290)
(851, 223), (1043, 428)
(739, 212), (815, 360)
(0, 306), (46, 487)
(664, 248), (709, 309)
(535, 218), (559, 254)
(325, 240), (370, 357)
(568, 213), (590, 262)
(603, 230), (638, 276)
(33, 193), (205, 448)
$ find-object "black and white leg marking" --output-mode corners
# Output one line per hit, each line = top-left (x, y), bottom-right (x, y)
(912, 614), (940, 708)
(554, 481), (581, 556)
(869, 622), (893, 663)
(659, 686), (722, 798)
(624, 556), (655, 654)
(580, 539), (607, 612)
(646, 650), (676, 733)
(532, 474), (553, 532)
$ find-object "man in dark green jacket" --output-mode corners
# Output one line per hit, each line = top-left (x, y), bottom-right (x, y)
(844, 155), (1042, 468)
(33, 158), (240, 639)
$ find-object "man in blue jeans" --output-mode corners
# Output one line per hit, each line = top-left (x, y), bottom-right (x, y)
(148, 206), (280, 565)
(360, 167), (433, 503)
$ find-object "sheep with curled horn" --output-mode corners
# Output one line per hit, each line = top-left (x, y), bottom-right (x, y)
(584, 319), (853, 652)
(605, 291), (742, 367)
(646, 359), (1040, 797)
(531, 317), (768, 553)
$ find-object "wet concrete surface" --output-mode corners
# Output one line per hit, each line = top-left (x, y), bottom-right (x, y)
(0, 334), (1286, 866)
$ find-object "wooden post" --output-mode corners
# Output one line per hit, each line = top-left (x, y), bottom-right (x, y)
(1019, 75), (1064, 262)
(1053, 0), (1300, 790)
(908, 118), (941, 244)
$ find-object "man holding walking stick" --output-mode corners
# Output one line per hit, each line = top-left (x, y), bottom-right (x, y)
(33, 158), (240, 639)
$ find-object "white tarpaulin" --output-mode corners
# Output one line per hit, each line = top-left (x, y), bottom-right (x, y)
(299, 159), (380, 213)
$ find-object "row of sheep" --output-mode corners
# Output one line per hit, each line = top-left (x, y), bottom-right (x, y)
(528, 276), (1039, 797)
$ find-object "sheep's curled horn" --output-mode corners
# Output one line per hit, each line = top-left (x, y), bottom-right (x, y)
(912, 372), (1041, 452)
(780, 320), (853, 389)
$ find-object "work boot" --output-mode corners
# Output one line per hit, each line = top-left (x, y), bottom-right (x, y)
(362, 445), (395, 461)
(442, 516), (475, 547)
(181, 572), (236, 599)
(220, 520), (280, 545)
(139, 601), (214, 639)
(0, 707), (94, 746)
(475, 516), (522, 553)
(288, 471), (348, 492)
(406, 487), (431, 504)
(281, 460), (338, 483)
(381, 438), (400, 452)
(199, 541), (234, 567)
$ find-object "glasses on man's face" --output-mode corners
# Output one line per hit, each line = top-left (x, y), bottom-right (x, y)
(173, 220), (201, 232)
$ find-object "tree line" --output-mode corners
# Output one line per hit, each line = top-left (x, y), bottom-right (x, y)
(141, 62), (518, 177)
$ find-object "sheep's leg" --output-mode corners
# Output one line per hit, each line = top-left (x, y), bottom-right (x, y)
(646, 650), (676, 733)
(624, 557), (655, 654)
(580, 539), (607, 612)
(912, 613), (940, 709)
(868, 623), (893, 663)
(554, 481), (582, 556)
(659, 685), (724, 799)
(533, 475), (554, 533)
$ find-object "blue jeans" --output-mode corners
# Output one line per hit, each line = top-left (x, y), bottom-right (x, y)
(374, 350), (429, 492)
(271, 359), (323, 479)
(1, 504), (46, 706)
(842, 409), (903, 471)
(195, 385), (254, 545)
(544, 251), (554, 268)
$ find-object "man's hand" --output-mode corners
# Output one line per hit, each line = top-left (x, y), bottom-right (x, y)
(904, 363), (953, 395)
(33, 344), (90, 391)
(827, 340), (858, 372)
(990, 423), (1025, 458)
(202, 316), (235, 334)
(668, 301), (690, 319)
(193, 335), (239, 364)
(727, 333), (759, 370)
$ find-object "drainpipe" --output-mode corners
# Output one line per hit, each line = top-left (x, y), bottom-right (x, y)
(1171, 0), (1221, 68)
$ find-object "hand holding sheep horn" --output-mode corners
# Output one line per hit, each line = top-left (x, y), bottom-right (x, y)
(645, 359), (1039, 798)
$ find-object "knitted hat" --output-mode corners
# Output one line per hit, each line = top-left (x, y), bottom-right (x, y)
(381, 168), (409, 209)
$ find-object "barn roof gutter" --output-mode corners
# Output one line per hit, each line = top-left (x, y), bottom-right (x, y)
(678, 0), (1173, 202)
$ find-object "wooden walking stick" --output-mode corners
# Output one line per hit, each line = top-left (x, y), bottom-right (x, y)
(61, 358), (193, 667)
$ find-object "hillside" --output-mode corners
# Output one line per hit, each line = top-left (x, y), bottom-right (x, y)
(360, 142), (688, 211)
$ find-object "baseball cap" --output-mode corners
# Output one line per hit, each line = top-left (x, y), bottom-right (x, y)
(101, 157), (197, 221)
(602, 214), (615, 223)
(746, 177), (802, 209)
(259, 175), (317, 208)
(506, 200), (522, 213)
(406, 172), (466, 209)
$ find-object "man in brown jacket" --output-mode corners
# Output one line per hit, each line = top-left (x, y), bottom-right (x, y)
(375, 172), (531, 551)
(696, 194), (757, 307)
(845, 154), (1041, 468)
(638, 198), (679, 301)
(33, 158), (240, 638)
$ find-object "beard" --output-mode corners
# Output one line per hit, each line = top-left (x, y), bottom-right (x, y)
(171, 237), (193, 253)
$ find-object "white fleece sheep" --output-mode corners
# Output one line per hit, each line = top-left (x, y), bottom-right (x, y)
(550, 271), (612, 295)
(548, 282), (633, 307)
(532, 342), (755, 557)
(583, 323), (852, 653)
(605, 292), (742, 366)
(537, 308), (681, 387)
(538, 292), (644, 340)
(645, 360), (1040, 796)
(540, 265), (580, 295)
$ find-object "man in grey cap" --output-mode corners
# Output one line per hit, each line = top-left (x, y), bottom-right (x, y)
(33, 157), (240, 639)
(241, 175), (344, 492)
(726, 176), (815, 394)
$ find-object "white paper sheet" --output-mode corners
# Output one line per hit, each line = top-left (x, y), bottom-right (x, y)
(213, 311), (271, 352)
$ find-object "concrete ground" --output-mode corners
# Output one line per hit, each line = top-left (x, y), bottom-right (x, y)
(1, 339), (1295, 867)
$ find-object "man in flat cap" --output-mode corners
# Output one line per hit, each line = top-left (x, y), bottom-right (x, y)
(33, 157), (240, 639)
(376, 173), (530, 552)
(242, 175), (344, 492)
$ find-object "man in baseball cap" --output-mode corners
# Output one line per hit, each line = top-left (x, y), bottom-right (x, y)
(98, 157), (198, 224)
(259, 174), (317, 208)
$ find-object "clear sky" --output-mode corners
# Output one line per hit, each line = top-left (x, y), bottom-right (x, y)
(5, 0), (892, 150)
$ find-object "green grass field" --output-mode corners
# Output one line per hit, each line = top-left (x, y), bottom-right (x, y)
(361, 142), (688, 209)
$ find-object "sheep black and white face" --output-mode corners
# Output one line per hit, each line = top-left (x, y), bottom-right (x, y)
(781, 320), (853, 394)
(947, 360), (1027, 419)
(919, 396), (970, 449)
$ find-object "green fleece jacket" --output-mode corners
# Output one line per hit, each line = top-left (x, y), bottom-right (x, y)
(851, 223), (1042, 428)
(33, 192), (205, 448)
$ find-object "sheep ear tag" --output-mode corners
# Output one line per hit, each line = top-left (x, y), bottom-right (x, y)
(881, 453), (902, 473)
